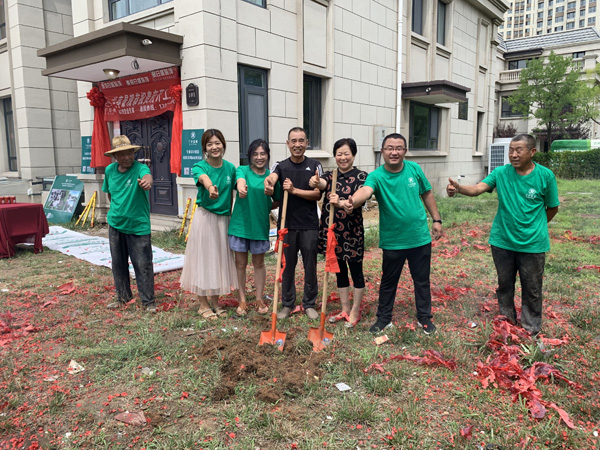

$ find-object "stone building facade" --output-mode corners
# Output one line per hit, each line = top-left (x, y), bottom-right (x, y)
(2, 0), (508, 219)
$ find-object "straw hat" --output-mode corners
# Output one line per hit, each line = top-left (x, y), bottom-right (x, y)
(105, 135), (141, 156)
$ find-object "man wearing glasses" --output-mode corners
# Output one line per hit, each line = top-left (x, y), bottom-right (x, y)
(343, 133), (442, 334)
(264, 127), (323, 320)
(446, 134), (559, 337)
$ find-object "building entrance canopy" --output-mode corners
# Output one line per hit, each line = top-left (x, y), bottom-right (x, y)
(37, 22), (183, 83)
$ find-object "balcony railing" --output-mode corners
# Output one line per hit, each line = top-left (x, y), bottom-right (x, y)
(499, 69), (522, 82)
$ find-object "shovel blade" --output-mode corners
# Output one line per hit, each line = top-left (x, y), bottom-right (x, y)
(307, 326), (334, 352)
(259, 329), (286, 351)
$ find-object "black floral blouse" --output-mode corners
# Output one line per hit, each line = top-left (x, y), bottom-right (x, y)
(317, 167), (368, 262)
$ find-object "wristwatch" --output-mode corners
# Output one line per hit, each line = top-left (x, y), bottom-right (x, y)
(433, 219), (443, 224)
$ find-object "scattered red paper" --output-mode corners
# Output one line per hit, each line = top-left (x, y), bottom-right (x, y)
(475, 316), (580, 428)
(364, 349), (457, 373)
(58, 282), (75, 295)
(460, 424), (473, 439)
(576, 264), (600, 273)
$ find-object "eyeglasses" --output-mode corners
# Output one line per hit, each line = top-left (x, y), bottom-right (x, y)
(383, 146), (406, 152)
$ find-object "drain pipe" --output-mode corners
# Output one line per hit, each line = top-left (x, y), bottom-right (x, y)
(395, 0), (404, 133)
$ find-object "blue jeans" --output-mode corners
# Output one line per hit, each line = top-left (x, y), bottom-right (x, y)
(109, 226), (155, 306)
(491, 246), (545, 334)
(377, 244), (433, 324)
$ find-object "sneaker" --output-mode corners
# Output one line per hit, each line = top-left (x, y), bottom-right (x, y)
(369, 320), (393, 334)
(305, 308), (319, 320)
(107, 300), (126, 310)
(145, 304), (157, 313)
(277, 306), (292, 319)
(419, 319), (437, 335)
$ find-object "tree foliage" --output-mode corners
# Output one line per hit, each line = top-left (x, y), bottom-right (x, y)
(508, 51), (598, 149)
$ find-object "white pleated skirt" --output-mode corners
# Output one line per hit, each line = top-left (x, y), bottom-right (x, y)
(180, 207), (239, 296)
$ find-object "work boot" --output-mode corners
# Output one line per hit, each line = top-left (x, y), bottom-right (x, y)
(277, 306), (292, 319)
(305, 308), (319, 320)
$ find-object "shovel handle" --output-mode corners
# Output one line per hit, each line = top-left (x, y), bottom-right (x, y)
(320, 169), (338, 314)
(273, 191), (289, 315)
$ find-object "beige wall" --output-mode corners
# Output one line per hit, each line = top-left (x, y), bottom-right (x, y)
(1, 0), (79, 180)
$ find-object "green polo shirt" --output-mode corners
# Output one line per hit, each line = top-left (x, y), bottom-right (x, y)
(364, 161), (432, 250)
(228, 165), (280, 240)
(482, 163), (559, 253)
(102, 161), (151, 235)
(192, 159), (236, 216)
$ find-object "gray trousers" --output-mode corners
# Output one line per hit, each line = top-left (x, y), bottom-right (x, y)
(491, 245), (545, 334)
(109, 226), (155, 306)
(281, 229), (319, 309)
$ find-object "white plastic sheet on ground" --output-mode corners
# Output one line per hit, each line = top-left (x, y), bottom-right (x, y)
(42, 226), (184, 277)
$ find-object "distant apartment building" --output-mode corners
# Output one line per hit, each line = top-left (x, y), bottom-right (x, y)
(496, 27), (600, 149)
(500, 0), (599, 40)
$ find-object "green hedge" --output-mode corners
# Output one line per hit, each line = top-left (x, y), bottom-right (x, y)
(533, 148), (600, 179)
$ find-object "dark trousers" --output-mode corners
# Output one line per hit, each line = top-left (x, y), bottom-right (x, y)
(491, 246), (545, 334)
(336, 260), (365, 289)
(109, 226), (155, 306)
(281, 229), (318, 309)
(377, 244), (432, 324)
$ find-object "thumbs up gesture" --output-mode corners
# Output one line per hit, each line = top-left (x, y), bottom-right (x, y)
(446, 178), (460, 197)
(343, 196), (354, 214)
(309, 169), (321, 188)
(237, 179), (248, 198)
(264, 177), (274, 196)
(208, 184), (219, 199)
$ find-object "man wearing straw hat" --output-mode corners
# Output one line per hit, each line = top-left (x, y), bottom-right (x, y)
(102, 135), (156, 313)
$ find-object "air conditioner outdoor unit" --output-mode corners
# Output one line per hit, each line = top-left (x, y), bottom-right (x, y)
(488, 138), (511, 174)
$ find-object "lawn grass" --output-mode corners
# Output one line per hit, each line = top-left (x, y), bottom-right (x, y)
(0, 178), (599, 449)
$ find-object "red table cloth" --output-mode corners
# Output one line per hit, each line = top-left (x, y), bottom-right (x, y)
(0, 203), (50, 258)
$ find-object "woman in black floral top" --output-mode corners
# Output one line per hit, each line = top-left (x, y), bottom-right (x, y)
(310, 138), (368, 327)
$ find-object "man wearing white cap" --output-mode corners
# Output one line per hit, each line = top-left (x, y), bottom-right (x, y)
(102, 135), (156, 313)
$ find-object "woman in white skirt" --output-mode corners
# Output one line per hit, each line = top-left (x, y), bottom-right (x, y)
(180, 129), (238, 319)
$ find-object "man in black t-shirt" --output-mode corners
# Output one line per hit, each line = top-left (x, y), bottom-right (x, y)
(264, 127), (323, 320)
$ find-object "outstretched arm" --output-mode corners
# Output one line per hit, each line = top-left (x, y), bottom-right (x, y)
(342, 186), (374, 213)
(446, 177), (492, 197)
(264, 172), (279, 196)
(138, 174), (153, 191)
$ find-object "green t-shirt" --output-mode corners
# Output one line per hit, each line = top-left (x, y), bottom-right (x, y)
(364, 162), (432, 250)
(102, 161), (151, 235)
(228, 166), (280, 240)
(482, 163), (559, 253)
(192, 159), (236, 216)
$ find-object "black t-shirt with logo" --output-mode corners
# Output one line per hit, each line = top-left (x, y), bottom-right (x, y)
(273, 157), (323, 230)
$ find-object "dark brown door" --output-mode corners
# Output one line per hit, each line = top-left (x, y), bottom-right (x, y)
(121, 112), (178, 215)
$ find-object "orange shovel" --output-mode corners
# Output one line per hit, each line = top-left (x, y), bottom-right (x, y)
(308, 169), (338, 352)
(259, 190), (289, 351)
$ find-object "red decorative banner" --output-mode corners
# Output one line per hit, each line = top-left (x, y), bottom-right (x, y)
(99, 67), (180, 121)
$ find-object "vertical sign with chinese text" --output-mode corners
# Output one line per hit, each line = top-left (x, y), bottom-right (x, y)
(81, 136), (95, 174)
(181, 129), (204, 178)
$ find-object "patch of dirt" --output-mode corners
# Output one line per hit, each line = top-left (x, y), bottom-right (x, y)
(196, 330), (327, 403)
